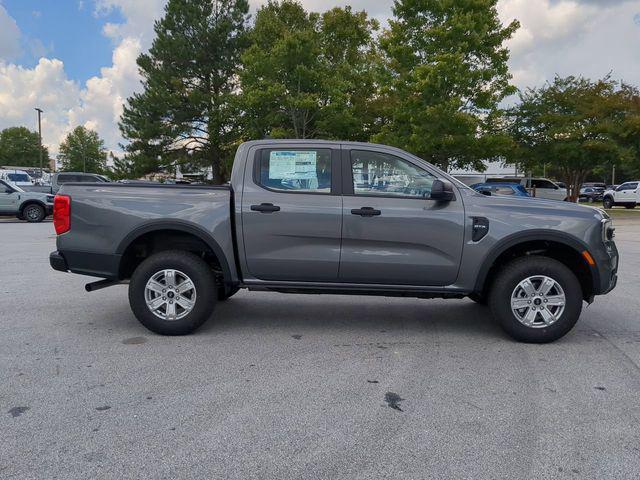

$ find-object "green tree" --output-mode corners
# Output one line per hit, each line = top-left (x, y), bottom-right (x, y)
(108, 152), (135, 180)
(240, 0), (380, 141)
(508, 76), (638, 201)
(120, 0), (250, 183)
(57, 126), (108, 173)
(374, 0), (519, 171)
(0, 126), (49, 167)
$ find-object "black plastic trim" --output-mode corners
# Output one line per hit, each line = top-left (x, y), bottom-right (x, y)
(115, 220), (234, 284)
(474, 230), (600, 294)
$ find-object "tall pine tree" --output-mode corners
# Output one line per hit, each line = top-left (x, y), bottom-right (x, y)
(375, 0), (519, 171)
(120, 0), (249, 183)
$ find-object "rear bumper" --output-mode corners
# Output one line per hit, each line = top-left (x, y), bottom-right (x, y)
(50, 251), (68, 272)
(50, 250), (121, 279)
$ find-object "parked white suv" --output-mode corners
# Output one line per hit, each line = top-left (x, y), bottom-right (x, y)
(486, 177), (567, 202)
(603, 181), (639, 209)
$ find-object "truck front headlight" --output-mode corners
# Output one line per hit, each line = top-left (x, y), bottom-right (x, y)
(602, 218), (615, 242)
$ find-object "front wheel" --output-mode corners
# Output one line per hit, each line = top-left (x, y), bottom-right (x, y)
(489, 257), (583, 343)
(129, 250), (217, 335)
(23, 204), (45, 222)
(603, 197), (614, 209)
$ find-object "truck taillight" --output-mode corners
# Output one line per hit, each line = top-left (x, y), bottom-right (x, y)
(53, 195), (71, 235)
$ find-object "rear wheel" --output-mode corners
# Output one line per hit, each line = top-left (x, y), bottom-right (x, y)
(489, 256), (583, 343)
(22, 203), (45, 222)
(129, 250), (216, 335)
(625, 203), (636, 209)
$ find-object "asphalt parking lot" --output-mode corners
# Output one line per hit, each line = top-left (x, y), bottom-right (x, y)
(2, 217), (640, 479)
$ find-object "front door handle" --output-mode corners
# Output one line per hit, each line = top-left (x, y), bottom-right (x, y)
(351, 207), (381, 217)
(251, 203), (281, 213)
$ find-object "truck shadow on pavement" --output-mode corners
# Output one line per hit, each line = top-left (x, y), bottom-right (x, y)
(194, 292), (504, 340)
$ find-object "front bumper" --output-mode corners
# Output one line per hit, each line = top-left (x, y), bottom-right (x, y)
(597, 241), (618, 295)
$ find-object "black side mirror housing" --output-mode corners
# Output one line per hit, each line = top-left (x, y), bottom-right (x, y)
(480, 189), (492, 196)
(430, 179), (454, 201)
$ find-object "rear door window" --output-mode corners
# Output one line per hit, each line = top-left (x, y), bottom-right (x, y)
(256, 149), (332, 193)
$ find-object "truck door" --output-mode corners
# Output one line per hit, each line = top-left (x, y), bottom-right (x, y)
(0, 181), (18, 214)
(240, 144), (342, 282)
(339, 147), (465, 286)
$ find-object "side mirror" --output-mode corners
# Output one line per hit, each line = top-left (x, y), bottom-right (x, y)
(430, 179), (454, 201)
(480, 189), (492, 196)
(3, 187), (13, 194)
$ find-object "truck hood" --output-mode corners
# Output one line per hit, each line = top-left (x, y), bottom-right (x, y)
(17, 191), (54, 203)
(464, 191), (606, 221)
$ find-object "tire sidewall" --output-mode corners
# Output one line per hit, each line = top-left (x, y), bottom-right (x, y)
(603, 197), (613, 209)
(23, 204), (45, 222)
(129, 251), (216, 335)
(490, 257), (583, 343)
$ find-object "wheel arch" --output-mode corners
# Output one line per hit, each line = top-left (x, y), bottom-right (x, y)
(475, 230), (599, 301)
(115, 220), (233, 288)
(19, 200), (47, 214)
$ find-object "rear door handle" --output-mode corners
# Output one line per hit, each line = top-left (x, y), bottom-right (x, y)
(251, 203), (281, 213)
(351, 207), (381, 217)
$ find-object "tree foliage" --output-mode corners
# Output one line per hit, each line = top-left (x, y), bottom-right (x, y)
(58, 126), (108, 173)
(120, 0), (250, 183)
(374, 0), (519, 171)
(240, 0), (380, 141)
(508, 76), (639, 200)
(0, 127), (49, 168)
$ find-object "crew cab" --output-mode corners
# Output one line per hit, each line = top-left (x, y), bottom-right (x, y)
(603, 181), (639, 209)
(0, 179), (53, 222)
(50, 140), (619, 343)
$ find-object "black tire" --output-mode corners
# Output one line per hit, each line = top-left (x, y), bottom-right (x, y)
(603, 197), (614, 209)
(625, 203), (636, 209)
(489, 256), (583, 343)
(468, 292), (487, 305)
(128, 250), (216, 335)
(587, 197), (594, 203)
(22, 203), (45, 223)
(218, 286), (239, 301)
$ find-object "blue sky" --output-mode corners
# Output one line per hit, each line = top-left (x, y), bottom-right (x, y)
(1, 0), (639, 157)
(3, 0), (124, 83)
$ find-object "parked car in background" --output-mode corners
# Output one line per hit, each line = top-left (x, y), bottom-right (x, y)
(470, 182), (531, 197)
(0, 179), (53, 222)
(603, 182), (640, 209)
(24, 172), (110, 194)
(50, 139), (619, 343)
(0, 169), (33, 187)
(485, 177), (567, 202)
(579, 186), (605, 203)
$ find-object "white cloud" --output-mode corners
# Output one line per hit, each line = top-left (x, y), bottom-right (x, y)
(0, 58), (81, 152)
(0, 4), (21, 61)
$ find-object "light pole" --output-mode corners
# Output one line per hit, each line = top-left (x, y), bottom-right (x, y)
(35, 108), (44, 176)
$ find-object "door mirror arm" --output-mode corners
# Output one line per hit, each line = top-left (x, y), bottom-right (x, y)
(430, 179), (455, 202)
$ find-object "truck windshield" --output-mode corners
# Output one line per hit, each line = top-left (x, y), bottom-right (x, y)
(8, 173), (30, 183)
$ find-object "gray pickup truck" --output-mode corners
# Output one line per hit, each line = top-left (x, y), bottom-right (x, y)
(50, 140), (618, 343)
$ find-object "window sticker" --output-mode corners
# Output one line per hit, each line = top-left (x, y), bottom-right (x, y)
(269, 151), (317, 180)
